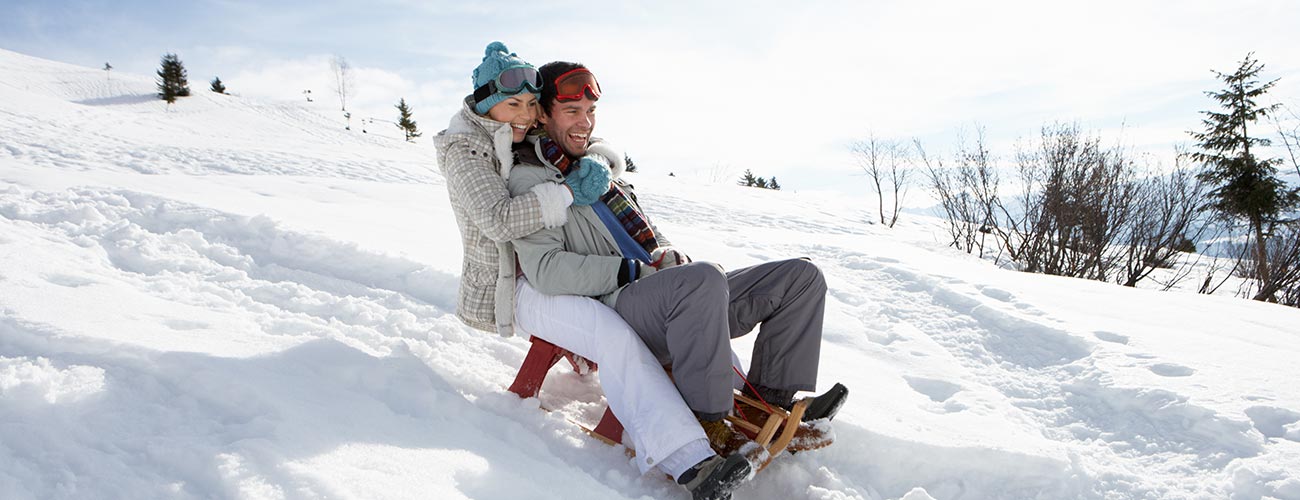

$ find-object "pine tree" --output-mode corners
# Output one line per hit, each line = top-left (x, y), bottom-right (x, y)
(755, 177), (769, 189)
(739, 169), (758, 187)
(625, 154), (639, 173)
(395, 98), (421, 142)
(103, 62), (112, 81)
(210, 76), (226, 94)
(156, 53), (191, 104)
(769, 176), (781, 190)
(1191, 53), (1300, 300)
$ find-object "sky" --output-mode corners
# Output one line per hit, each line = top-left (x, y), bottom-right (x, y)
(3, 0), (1300, 193)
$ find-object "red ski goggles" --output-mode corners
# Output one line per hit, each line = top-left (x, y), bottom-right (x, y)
(473, 65), (542, 104)
(553, 68), (601, 102)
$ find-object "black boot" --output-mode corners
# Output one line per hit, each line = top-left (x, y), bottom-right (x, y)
(677, 453), (751, 500)
(746, 383), (849, 422)
(801, 383), (849, 422)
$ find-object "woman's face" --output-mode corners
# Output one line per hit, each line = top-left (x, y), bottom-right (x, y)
(487, 93), (539, 143)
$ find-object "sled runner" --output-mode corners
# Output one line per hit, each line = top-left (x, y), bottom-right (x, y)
(509, 335), (834, 469)
(508, 336), (624, 444)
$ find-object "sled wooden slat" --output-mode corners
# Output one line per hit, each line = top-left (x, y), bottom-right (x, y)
(765, 398), (808, 462)
(754, 413), (783, 446)
(727, 416), (763, 434)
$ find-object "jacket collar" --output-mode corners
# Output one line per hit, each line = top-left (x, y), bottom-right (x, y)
(442, 96), (519, 180)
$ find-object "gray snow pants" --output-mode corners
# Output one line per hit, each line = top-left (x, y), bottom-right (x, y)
(613, 258), (827, 418)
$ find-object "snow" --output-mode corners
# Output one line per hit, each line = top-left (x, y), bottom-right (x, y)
(3, 47), (1300, 499)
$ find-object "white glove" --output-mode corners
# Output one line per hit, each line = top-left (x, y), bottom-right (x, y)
(650, 247), (691, 270)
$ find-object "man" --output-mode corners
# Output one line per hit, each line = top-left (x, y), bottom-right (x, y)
(506, 61), (848, 462)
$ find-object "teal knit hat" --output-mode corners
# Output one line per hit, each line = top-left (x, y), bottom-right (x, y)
(472, 41), (538, 115)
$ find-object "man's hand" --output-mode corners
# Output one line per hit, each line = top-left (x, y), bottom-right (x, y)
(650, 246), (691, 270)
(564, 155), (613, 206)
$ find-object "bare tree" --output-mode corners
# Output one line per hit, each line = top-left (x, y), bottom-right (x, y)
(1116, 155), (1209, 287)
(852, 133), (913, 228)
(709, 162), (737, 184)
(922, 122), (1210, 290)
(330, 55), (355, 113)
(1255, 223), (1300, 305)
(918, 130), (1002, 257)
(997, 123), (1140, 281)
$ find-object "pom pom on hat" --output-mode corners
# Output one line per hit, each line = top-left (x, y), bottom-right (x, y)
(472, 41), (537, 115)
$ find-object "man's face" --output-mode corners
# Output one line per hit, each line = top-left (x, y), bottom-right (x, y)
(539, 96), (596, 157)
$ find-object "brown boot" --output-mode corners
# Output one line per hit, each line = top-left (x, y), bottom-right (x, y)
(698, 418), (744, 454)
(699, 418), (768, 468)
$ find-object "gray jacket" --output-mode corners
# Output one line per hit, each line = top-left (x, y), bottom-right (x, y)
(506, 138), (667, 308)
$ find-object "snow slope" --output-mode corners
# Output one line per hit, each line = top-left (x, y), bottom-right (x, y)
(3, 48), (1300, 500)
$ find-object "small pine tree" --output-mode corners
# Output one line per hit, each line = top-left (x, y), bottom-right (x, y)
(1191, 53), (1300, 299)
(103, 62), (112, 81)
(739, 169), (758, 187)
(755, 177), (769, 189)
(769, 176), (781, 190)
(156, 53), (191, 104)
(395, 98), (421, 142)
(210, 76), (226, 94)
(625, 154), (638, 173)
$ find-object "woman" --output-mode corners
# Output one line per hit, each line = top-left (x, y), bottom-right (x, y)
(434, 42), (744, 498)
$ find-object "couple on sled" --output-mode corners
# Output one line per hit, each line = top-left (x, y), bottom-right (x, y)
(436, 41), (849, 500)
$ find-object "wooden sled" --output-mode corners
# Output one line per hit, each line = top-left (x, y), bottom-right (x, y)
(509, 335), (833, 470)
(508, 336), (624, 445)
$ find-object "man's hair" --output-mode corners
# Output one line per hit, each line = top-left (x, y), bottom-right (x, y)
(538, 61), (588, 115)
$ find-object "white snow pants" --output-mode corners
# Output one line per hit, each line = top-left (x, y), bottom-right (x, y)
(514, 278), (711, 476)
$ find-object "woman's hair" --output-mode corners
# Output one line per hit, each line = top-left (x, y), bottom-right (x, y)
(538, 61), (587, 116)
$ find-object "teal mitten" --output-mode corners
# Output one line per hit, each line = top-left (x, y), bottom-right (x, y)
(564, 155), (613, 205)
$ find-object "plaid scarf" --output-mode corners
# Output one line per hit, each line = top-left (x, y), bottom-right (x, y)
(538, 134), (659, 256)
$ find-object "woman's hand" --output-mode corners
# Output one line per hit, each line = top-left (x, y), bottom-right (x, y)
(564, 155), (613, 205)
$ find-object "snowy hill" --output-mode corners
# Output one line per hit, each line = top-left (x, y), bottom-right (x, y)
(3, 48), (1300, 500)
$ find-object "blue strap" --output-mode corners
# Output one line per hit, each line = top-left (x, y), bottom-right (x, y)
(593, 202), (652, 264)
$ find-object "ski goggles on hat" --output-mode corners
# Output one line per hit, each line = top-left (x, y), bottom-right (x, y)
(473, 65), (542, 104)
(553, 68), (601, 102)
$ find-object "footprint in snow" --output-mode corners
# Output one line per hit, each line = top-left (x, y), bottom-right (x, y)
(164, 319), (210, 331)
(829, 289), (866, 306)
(843, 260), (883, 271)
(1093, 331), (1130, 344)
(1244, 406), (1300, 440)
(45, 273), (98, 287)
(1148, 363), (1195, 377)
(904, 376), (963, 403)
(866, 331), (902, 346)
(978, 286), (1014, 302)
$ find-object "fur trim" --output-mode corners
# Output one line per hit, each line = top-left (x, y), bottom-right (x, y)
(586, 141), (627, 180)
(491, 122), (516, 179)
(443, 96), (520, 180)
(530, 182), (572, 228)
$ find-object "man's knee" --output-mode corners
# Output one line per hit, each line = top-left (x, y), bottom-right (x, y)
(781, 258), (826, 293)
(671, 261), (728, 294)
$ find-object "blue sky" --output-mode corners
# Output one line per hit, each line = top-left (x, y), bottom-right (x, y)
(4, 0), (1299, 193)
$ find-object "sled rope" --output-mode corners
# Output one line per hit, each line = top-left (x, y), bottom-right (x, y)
(734, 366), (775, 413)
